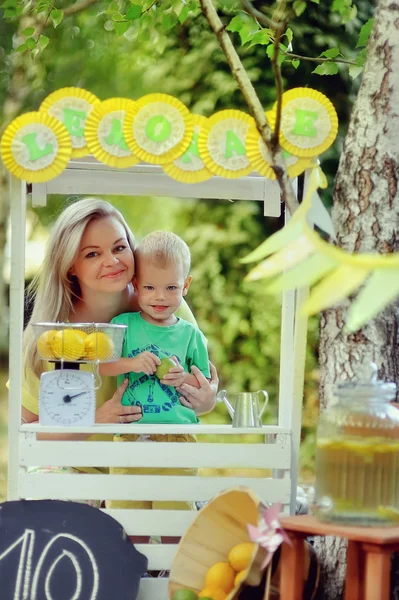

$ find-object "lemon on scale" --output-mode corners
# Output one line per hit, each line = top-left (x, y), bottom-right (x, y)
(33, 323), (125, 427)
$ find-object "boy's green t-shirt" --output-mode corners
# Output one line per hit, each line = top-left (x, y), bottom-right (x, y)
(111, 312), (210, 424)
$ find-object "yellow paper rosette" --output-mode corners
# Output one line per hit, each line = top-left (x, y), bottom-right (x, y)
(247, 111), (311, 179)
(198, 110), (255, 178)
(163, 115), (212, 183)
(123, 93), (193, 165)
(273, 88), (338, 158)
(40, 87), (100, 158)
(0, 111), (71, 183)
(85, 98), (140, 168)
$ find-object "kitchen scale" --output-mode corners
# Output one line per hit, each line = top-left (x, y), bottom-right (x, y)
(32, 322), (126, 427)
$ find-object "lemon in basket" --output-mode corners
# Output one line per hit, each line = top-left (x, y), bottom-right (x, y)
(36, 329), (58, 359)
(204, 563), (235, 594)
(84, 331), (114, 361)
(50, 330), (85, 360)
(228, 542), (256, 572)
(234, 570), (247, 587)
(74, 329), (88, 342)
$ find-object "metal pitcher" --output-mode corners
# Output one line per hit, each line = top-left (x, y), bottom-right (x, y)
(217, 389), (269, 427)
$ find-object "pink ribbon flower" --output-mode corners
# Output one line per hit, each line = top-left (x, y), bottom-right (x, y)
(247, 503), (291, 569)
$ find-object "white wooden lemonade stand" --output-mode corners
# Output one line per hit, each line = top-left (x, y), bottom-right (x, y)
(7, 162), (306, 599)
(2, 87), (338, 599)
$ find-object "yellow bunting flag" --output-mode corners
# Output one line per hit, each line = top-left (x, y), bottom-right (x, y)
(163, 115), (212, 183)
(40, 87), (100, 158)
(346, 270), (399, 332)
(245, 234), (315, 281)
(198, 109), (255, 178)
(301, 264), (370, 316)
(85, 98), (140, 168)
(247, 111), (311, 179)
(123, 93), (193, 165)
(274, 88), (338, 158)
(243, 165), (399, 331)
(0, 111), (71, 183)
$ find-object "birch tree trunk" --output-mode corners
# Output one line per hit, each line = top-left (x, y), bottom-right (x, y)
(316, 1), (399, 597)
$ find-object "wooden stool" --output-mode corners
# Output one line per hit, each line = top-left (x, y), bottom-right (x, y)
(278, 515), (399, 600)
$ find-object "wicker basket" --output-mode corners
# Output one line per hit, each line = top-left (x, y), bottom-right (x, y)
(169, 487), (268, 600)
(169, 487), (320, 600)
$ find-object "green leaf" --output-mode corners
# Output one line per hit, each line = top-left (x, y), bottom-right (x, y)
(178, 4), (191, 24)
(313, 62), (339, 75)
(50, 8), (64, 28)
(320, 47), (340, 59)
(357, 18), (374, 48)
(285, 27), (293, 45)
(227, 13), (259, 46)
(126, 5), (142, 20)
(22, 26), (35, 36)
(38, 35), (49, 51)
(348, 64), (363, 80)
(105, 1), (119, 14)
(292, 59), (300, 69)
(36, 0), (51, 14)
(114, 20), (129, 35)
(162, 12), (178, 32)
(247, 29), (271, 48)
(4, 7), (16, 16)
(1, 0), (17, 8)
(30, 48), (40, 61)
(15, 41), (27, 52)
(25, 37), (35, 48)
(111, 11), (124, 21)
(293, 0), (306, 16)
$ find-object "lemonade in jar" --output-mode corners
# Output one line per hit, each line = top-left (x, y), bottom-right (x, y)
(314, 363), (399, 526)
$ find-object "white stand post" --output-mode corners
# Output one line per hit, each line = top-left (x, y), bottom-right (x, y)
(7, 175), (27, 500)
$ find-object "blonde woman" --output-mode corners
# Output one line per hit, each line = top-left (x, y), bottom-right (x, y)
(21, 198), (218, 505)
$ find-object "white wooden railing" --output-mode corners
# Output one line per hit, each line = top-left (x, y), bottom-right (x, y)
(18, 423), (292, 600)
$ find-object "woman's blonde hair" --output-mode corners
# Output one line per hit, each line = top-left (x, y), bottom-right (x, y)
(23, 197), (136, 376)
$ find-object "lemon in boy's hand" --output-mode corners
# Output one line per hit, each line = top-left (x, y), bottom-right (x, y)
(228, 542), (256, 572)
(155, 356), (176, 380)
(198, 589), (227, 600)
(50, 330), (85, 361)
(84, 331), (114, 361)
(204, 562), (235, 594)
(36, 329), (58, 359)
(171, 589), (198, 600)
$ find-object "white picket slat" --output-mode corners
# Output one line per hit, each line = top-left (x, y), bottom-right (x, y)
(19, 439), (290, 469)
(135, 544), (178, 570)
(19, 473), (291, 503)
(137, 577), (169, 600)
(102, 509), (197, 536)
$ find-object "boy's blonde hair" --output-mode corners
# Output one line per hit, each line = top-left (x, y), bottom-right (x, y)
(24, 197), (136, 376)
(135, 231), (191, 277)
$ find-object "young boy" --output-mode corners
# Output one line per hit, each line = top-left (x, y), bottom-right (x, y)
(100, 231), (210, 423)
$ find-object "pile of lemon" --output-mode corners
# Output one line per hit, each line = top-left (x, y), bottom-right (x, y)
(172, 542), (255, 600)
(36, 329), (114, 361)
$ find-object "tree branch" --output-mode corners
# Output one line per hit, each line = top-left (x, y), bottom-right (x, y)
(199, 0), (299, 214)
(269, 2), (288, 149)
(241, 0), (279, 29)
(63, 0), (99, 17)
(284, 51), (356, 65)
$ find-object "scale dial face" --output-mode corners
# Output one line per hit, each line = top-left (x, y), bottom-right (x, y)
(39, 370), (96, 426)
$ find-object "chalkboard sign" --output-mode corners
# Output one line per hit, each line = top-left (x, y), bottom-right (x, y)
(0, 500), (147, 600)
